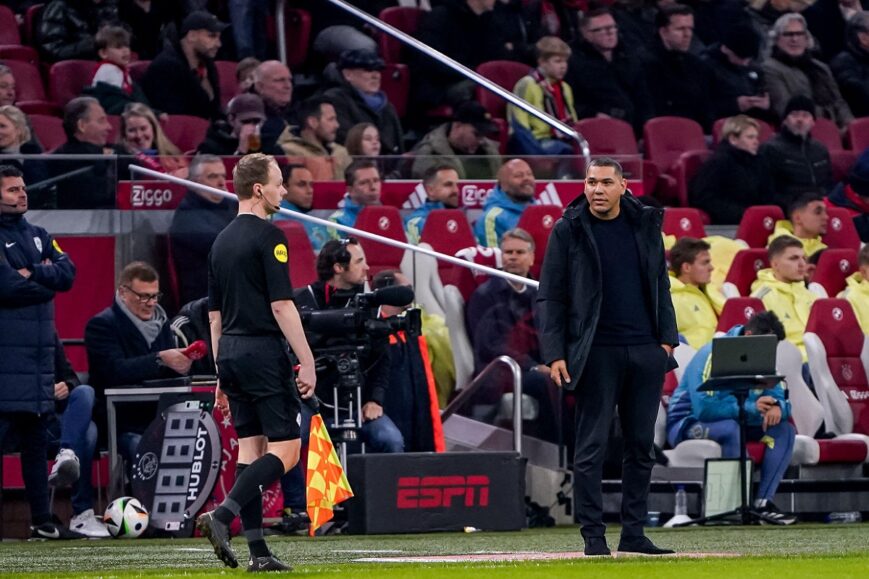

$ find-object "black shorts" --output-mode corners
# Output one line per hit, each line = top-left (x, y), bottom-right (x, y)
(217, 335), (301, 441)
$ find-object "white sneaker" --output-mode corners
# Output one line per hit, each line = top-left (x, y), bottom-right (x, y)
(48, 448), (80, 487)
(70, 509), (111, 538)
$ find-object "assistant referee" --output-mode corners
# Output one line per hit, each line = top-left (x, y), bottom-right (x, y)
(196, 153), (316, 572)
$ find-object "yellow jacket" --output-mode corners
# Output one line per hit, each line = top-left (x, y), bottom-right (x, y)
(767, 220), (827, 258)
(509, 74), (577, 141)
(751, 269), (818, 360)
(838, 272), (869, 335)
(669, 273), (724, 349)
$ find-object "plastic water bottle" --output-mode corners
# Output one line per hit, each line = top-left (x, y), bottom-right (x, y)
(826, 512), (862, 524)
(674, 486), (688, 517)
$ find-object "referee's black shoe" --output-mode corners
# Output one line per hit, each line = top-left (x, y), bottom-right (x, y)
(248, 553), (292, 572)
(196, 511), (238, 568)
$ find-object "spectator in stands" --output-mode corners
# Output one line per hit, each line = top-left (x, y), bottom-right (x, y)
(51, 96), (127, 209)
(85, 25), (151, 115)
(803, 0), (868, 62)
(405, 165), (461, 245)
(0, 64), (15, 106)
(85, 261), (193, 465)
(236, 57), (261, 94)
(228, 0), (268, 60)
(252, 61), (294, 147)
(345, 122), (381, 158)
(118, 0), (182, 60)
(37, 0), (120, 63)
(274, 163), (329, 251)
(169, 154), (235, 305)
(564, 9), (651, 135)
(689, 115), (774, 224)
(668, 237), (723, 349)
(762, 13), (854, 128)
(141, 10), (225, 120)
(751, 236), (817, 360)
(0, 164), (78, 540)
(280, 96), (351, 181)
(323, 50), (404, 155)
(827, 148), (869, 242)
(411, 101), (501, 180)
(119, 102), (187, 176)
(831, 11), (869, 118)
(642, 4), (714, 130)
(466, 228), (557, 440)
(701, 24), (775, 123)
(747, 0), (810, 46)
(839, 244), (869, 334)
(474, 158), (536, 247)
(666, 311), (797, 525)
(760, 95), (833, 210)
(767, 192), (829, 258)
(0, 105), (49, 202)
(328, 159), (382, 236)
(45, 334), (109, 538)
(196, 93), (283, 157)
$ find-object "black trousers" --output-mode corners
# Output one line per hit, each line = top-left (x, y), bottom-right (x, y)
(0, 412), (51, 525)
(572, 344), (667, 540)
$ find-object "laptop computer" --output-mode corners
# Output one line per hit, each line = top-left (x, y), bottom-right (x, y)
(708, 334), (780, 384)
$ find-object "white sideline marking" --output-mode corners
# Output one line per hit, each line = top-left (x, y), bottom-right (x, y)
(355, 551), (741, 563)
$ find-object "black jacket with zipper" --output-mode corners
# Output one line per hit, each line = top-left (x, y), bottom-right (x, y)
(760, 126), (833, 211)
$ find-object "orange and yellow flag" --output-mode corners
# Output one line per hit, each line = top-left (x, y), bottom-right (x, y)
(306, 413), (354, 536)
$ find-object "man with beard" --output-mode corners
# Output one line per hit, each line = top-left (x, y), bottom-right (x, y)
(475, 159), (536, 247)
(405, 165), (461, 244)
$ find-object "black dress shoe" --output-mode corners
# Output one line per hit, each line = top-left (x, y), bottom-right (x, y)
(196, 511), (238, 568)
(584, 537), (611, 556)
(617, 536), (675, 555)
(248, 554), (292, 572)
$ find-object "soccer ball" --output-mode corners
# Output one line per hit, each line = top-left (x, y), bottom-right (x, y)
(104, 496), (149, 538)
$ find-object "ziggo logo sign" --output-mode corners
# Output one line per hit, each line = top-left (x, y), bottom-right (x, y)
(131, 185), (174, 208)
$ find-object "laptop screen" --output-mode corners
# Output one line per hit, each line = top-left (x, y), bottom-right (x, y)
(710, 335), (778, 378)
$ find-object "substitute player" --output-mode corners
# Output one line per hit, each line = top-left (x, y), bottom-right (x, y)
(197, 153), (316, 571)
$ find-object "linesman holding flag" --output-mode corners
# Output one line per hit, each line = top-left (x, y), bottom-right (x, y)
(197, 153), (316, 572)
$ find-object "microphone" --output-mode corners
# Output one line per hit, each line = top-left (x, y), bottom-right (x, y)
(259, 192), (280, 214)
(368, 285), (414, 307)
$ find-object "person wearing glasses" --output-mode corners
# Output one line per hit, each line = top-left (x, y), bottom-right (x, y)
(85, 261), (193, 475)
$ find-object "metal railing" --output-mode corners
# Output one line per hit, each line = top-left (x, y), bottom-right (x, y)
(440, 356), (523, 453)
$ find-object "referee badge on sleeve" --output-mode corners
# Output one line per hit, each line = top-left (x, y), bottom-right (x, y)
(274, 243), (288, 263)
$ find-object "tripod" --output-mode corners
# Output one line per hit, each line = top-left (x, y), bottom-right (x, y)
(674, 374), (784, 527)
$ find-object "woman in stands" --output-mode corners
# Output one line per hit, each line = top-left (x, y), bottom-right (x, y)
(345, 122), (399, 178)
(119, 103), (188, 177)
(0, 105), (50, 206)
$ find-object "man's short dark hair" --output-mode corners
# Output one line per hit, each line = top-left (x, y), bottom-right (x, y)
(95, 25), (131, 50)
(579, 7), (612, 28)
(62, 96), (99, 139)
(281, 163), (306, 184)
(669, 237), (711, 276)
(656, 4), (693, 29)
(119, 261), (158, 286)
(586, 157), (624, 179)
(233, 153), (274, 201)
(768, 235), (804, 260)
(317, 237), (360, 282)
(298, 96), (333, 124)
(743, 311), (786, 342)
(421, 164), (458, 188)
(0, 164), (23, 180)
(787, 192), (825, 220)
(344, 159), (378, 187)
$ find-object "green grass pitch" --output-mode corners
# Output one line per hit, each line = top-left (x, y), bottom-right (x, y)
(1, 524), (867, 577)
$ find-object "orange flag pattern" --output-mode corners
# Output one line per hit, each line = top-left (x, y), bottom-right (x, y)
(306, 413), (354, 536)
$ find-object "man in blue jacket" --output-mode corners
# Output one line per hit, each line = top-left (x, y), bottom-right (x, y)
(667, 311), (796, 524)
(475, 159), (537, 247)
(0, 165), (78, 539)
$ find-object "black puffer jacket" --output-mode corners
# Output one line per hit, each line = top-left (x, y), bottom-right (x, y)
(642, 37), (714, 131)
(760, 127), (833, 211)
(701, 44), (774, 123)
(537, 193), (678, 389)
(37, 0), (119, 62)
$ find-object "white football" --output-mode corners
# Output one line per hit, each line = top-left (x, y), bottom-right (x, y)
(104, 496), (149, 538)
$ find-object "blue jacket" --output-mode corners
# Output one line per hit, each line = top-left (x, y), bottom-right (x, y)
(0, 213), (75, 414)
(274, 200), (329, 251)
(327, 194), (363, 239)
(404, 200), (445, 244)
(666, 325), (791, 443)
(474, 186), (533, 247)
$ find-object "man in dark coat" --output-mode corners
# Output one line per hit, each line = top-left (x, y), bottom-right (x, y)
(538, 158), (678, 556)
(37, 0), (120, 62)
(0, 165), (78, 539)
(803, 0), (869, 62)
(141, 11), (225, 120)
(830, 12), (869, 118)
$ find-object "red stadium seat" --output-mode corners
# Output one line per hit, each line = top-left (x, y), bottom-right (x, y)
(475, 60), (531, 120)
(278, 8), (311, 69)
(128, 60), (150, 84)
(823, 206), (861, 250)
(662, 207), (706, 240)
(419, 209), (476, 286)
(715, 297), (765, 332)
(214, 60), (240, 108)
(829, 150), (857, 182)
(160, 114), (209, 153)
(722, 249), (769, 298)
(711, 117), (774, 146)
(381, 63), (409, 119)
(378, 6), (423, 64)
(0, 5), (21, 44)
(575, 117), (638, 155)
(735, 205), (785, 248)
(643, 116), (706, 173)
(0, 59), (46, 101)
(808, 248), (858, 298)
(273, 220), (317, 288)
(23, 4), (44, 46)
(450, 245), (502, 301)
(28, 113), (65, 150)
(354, 206), (408, 276)
(811, 117), (842, 152)
(48, 59), (96, 105)
(516, 205), (563, 279)
(0, 45), (39, 65)
(847, 117), (869, 152)
(671, 149), (711, 207)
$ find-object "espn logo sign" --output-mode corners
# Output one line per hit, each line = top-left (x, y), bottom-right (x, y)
(396, 475), (490, 509)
